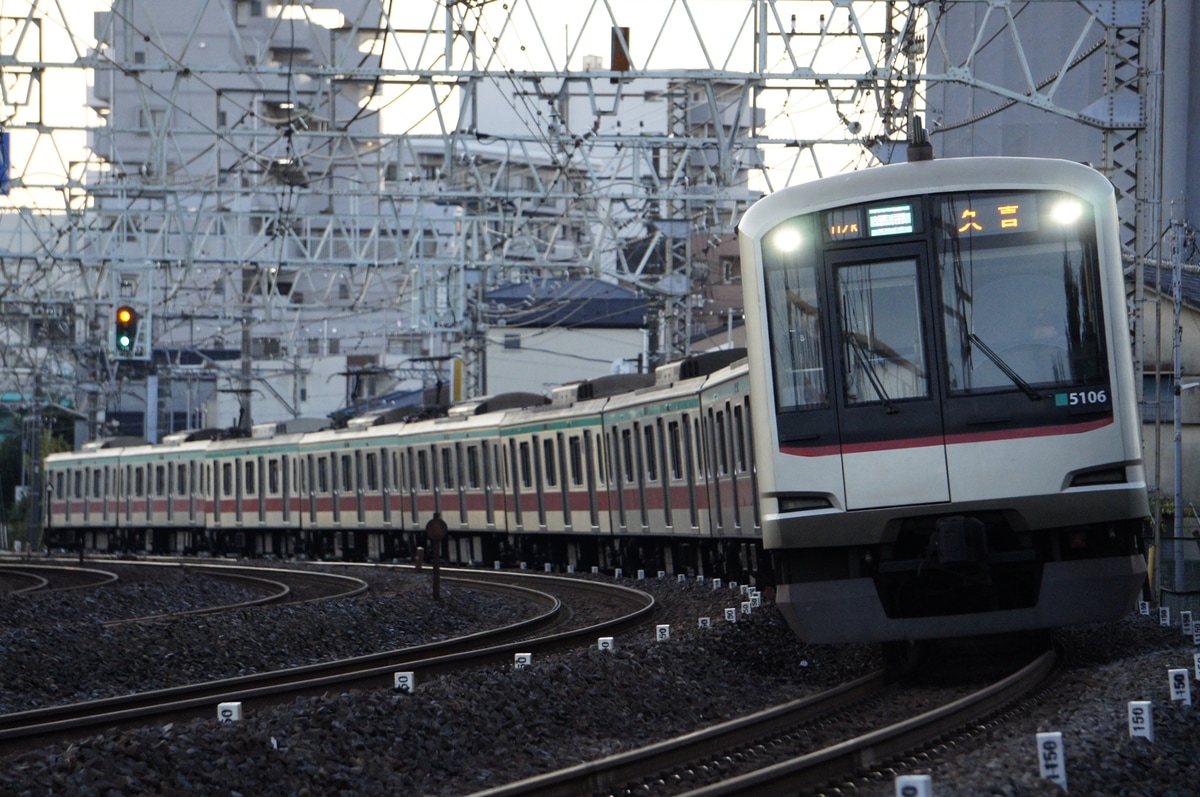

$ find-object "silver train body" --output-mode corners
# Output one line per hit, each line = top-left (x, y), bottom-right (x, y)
(44, 351), (762, 579)
(737, 156), (1148, 643)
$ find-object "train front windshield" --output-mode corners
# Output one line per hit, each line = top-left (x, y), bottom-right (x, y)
(761, 189), (1109, 438)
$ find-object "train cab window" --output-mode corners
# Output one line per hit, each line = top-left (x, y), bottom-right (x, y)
(935, 191), (1107, 393)
(643, 424), (658, 482)
(837, 258), (929, 405)
(762, 215), (828, 411)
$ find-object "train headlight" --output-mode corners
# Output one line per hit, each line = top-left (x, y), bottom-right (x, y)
(770, 228), (802, 253)
(1051, 199), (1083, 225)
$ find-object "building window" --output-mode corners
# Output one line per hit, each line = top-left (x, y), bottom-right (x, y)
(504, 333), (521, 350)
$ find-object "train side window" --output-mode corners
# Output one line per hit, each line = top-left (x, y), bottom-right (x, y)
(134, 467), (144, 497)
(441, 446), (454, 489)
(222, 462), (233, 497)
(494, 443), (505, 489)
(543, 437), (556, 487)
(569, 436), (583, 486)
(244, 460), (256, 495)
(73, 470), (83, 498)
(154, 465), (164, 496)
(341, 454), (353, 492)
(715, 410), (729, 475)
(733, 405), (747, 473)
(668, 421), (683, 480)
(365, 452), (378, 491)
(621, 428), (635, 484)
(317, 457), (329, 493)
(519, 441), (532, 488)
(466, 445), (480, 489)
(269, 459), (281, 494)
(417, 450), (430, 490)
(93, 469), (102, 498)
(643, 424), (658, 482)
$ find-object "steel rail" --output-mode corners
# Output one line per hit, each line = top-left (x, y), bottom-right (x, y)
(676, 648), (1058, 797)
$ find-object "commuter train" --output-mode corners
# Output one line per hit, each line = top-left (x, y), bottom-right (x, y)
(737, 155), (1148, 642)
(44, 349), (763, 581)
(43, 154), (1149, 644)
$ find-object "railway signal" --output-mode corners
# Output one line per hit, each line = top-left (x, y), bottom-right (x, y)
(114, 305), (139, 356)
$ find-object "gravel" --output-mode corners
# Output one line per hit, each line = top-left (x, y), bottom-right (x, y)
(1, 563), (1197, 796)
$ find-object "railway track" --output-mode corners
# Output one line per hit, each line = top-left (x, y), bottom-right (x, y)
(0, 569), (654, 755)
(0, 563), (119, 594)
(468, 645), (1057, 797)
(98, 561), (370, 626)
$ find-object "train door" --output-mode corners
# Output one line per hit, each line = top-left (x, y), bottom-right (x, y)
(826, 244), (949, 509)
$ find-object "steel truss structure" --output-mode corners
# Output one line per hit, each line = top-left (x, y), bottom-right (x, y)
(0, 0), (1157, 442)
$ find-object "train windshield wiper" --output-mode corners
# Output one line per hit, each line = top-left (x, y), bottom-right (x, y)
(968, 333), (1043, 401)
(844, 331), (899, 414)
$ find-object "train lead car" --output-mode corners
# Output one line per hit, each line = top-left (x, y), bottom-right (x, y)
(738, 155), (1149, 643)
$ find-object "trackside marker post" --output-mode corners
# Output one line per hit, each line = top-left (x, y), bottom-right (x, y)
(1168, 668), (1192, 705)
(1139, 600), (1150, 616)
(598, 637), (614, 652)
(1183, 611), (1194, 636)
(656, 624), (671, 642)
(712, 578), (722, 590)
(894, 773), (932, 796)
(514, 653), (532, 669)
(725, 607), (738, 623)
(1194, 653), (1200, 682)
(218, 701), (242, 724)
(1036, 731), (1067, 791)
(1128, 701), (1154, 740)
(393, 672), (415, 693)
(1160, 606), (1171, 627)
(698, 616), (711, 629)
